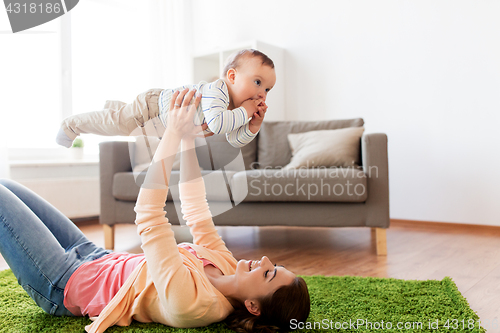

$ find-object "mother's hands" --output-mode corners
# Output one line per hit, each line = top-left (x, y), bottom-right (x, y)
(167, 88), (210, 139)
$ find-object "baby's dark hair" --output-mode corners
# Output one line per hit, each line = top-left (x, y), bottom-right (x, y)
(222, 49), (275, 77)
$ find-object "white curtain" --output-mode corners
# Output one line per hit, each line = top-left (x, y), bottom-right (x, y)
(149, 0), (194, 88)
(67, 0), (194, 155)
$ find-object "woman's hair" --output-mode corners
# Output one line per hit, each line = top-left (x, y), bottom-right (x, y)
(224, 277), (310, 333)
(222, 49), (275, 77)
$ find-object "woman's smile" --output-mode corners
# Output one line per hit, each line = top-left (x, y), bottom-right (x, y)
(248, 260), (259, 271)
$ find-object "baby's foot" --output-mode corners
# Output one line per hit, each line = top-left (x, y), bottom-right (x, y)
(56, 128), (74, 148)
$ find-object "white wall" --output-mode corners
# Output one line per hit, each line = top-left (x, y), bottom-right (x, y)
(191, 0), (500, 226)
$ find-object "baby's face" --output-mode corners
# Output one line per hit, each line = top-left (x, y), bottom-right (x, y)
(228, 57), (276, 108)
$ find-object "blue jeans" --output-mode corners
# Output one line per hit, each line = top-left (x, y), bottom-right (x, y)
(0, 179), (112, 316)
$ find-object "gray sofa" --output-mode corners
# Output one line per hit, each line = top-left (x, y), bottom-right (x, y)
(99, 118), (389, 255)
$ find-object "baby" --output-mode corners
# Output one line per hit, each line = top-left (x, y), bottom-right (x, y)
(56, 49), (276, 149)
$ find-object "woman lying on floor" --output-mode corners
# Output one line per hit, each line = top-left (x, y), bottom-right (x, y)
(0, 88), (310, 333)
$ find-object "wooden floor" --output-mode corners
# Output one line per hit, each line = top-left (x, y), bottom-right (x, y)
(1, 219), (499, 332)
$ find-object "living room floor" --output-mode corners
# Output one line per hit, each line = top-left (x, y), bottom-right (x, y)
(1, 220), (499, 331)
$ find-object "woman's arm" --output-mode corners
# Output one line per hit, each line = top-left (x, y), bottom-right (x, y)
(135, 89), (215, 313)
(141, 130), (181, 189)
(137, 88), (188, 240)
(178, 134), (233, 252)
(179, 138), (202, 184)
(142, 89), (196, 189)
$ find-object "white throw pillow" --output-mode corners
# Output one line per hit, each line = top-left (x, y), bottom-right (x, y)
(284, 127), (365, 169)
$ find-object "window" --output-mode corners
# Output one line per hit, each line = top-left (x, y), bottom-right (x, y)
(69, 0), (162, 155)
(0, 15), (61, 150)
(1, 0), (190, 157)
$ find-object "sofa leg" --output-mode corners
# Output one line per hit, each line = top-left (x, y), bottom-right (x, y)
(103, 224), (115, 250)
(372, 228), (387, 256)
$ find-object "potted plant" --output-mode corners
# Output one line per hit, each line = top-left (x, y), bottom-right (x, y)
(71, 137), (84, 159)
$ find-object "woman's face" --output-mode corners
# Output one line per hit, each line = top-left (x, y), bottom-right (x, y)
(234, 256), (296, 302)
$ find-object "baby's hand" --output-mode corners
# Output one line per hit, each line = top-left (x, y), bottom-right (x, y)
(241, 99), (263, 119)
(249, 101), (268, 134)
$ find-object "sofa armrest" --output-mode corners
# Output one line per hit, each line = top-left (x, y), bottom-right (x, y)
(361, 133), (390, 228)
(99, 141), (132, 225)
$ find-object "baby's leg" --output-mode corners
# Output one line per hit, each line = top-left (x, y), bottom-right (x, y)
(56, 88), (164, 147)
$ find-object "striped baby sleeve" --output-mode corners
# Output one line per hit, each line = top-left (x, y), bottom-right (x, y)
(226, 121), (259, 148)
(201, 80), (249, 135)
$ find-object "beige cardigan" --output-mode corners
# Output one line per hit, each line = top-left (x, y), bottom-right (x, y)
(85, 179), (237, 332)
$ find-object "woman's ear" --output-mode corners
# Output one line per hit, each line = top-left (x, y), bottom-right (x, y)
(244, 299), (261, 316)
(226, 68), (236, 84)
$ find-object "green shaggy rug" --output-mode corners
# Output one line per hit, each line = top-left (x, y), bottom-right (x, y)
(0, 269), (485, 332)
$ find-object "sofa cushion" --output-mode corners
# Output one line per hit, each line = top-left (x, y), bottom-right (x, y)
(230, 168), (367, 203)
(285, 127), (365, 169)
(113, 170), (237, 202)
(258, 118), (364, 168)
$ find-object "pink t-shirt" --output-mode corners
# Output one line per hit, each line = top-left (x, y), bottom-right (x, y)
(64, 246), (219, 318)
(64, 252), (145, 317)
(178, 244), (220, 269)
